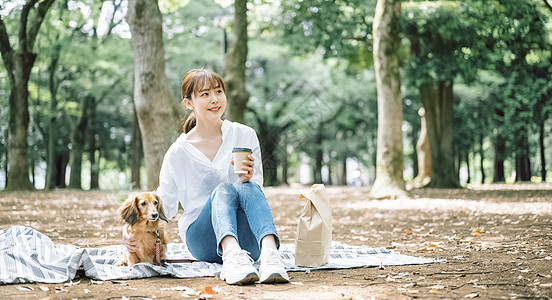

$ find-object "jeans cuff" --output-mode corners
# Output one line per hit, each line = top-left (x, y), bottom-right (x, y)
(217, 232), (239, 257)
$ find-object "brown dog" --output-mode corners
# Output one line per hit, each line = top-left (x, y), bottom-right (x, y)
(117, 192), (168, 267)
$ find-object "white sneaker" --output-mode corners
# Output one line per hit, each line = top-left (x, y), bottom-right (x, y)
(259, 248), (290, 284)
(220, 249), (259, 285)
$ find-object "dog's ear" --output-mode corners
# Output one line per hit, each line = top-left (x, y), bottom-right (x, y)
(119, 196), (139, 226)
(155, 194), (168, 222)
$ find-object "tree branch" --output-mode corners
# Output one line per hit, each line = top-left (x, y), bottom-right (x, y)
(105, 0), (124, 38)
(0, 18), (14, 75)
(19, 0), (38, 52)
(26, 0), (55, 52)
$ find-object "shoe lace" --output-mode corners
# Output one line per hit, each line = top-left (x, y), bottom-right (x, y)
(262, 250), (283, 267)
(228, 249), (254, 267)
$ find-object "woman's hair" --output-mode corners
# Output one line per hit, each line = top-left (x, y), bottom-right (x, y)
(181, 69), (226, 133)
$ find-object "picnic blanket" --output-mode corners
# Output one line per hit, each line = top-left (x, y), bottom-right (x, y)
(0, 226), (443, 284)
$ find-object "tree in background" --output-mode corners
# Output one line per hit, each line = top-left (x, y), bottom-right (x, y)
(225, 0), (249, 123)
(278, 0), (382, 186)
(402, 2), (474, 188)
(126, 0), (182, 190)
(487, 0), (550, 182)
(0, 0), (55, 190)
(368, 0), (409, 199)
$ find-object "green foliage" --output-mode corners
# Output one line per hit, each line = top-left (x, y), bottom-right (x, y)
(163, 0), (227, 101)
(2, 0), (552, 188)
(278, 0), (376, 68)
(245, 38), (378, 184)
(401, 1), (491, 86)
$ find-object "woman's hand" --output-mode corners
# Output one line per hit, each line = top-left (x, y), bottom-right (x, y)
(122, 224), (139, 253)
(232, 154), (255, 183)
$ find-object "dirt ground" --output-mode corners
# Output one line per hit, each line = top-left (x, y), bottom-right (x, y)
(0, 183), (551, 299)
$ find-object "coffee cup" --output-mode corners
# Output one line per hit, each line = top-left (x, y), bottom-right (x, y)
(232, 147), (252, 174)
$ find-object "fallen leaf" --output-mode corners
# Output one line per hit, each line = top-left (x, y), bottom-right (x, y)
(200, 286), (216, 295)
(465, 292), (479, 298)
(429, 289), (439, 293)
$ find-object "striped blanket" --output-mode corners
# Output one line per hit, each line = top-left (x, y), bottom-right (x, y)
(0, 226), (442, 284)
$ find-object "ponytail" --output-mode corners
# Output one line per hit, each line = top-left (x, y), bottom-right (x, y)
(183, 112), (196, 133)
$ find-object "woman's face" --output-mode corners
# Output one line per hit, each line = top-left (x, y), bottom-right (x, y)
(186, 82), (227, 123)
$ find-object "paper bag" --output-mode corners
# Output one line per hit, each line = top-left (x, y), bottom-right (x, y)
(294, 184), (332, 267)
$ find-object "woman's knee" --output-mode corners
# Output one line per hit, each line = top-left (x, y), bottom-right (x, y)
(213, 182), (238, 202)
(237, 181), (263, 195)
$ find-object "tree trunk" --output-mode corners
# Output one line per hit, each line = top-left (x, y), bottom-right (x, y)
(479, 134), (485, 183)
(45, 44), (60, 190)
(419, 81), (459, 188)
(69, 96), (92, 189)
(259, 127), (279, 186)
(539, 119), (546, 182)
(30, 149), (35, 187)
(126, 0), (182, 190)
(368, 0), (410, 199)
(456, 150), (461, 182)
(261, 134), (279, 186)
(327, 162), (333, 185)
(515, 128), (531, 182)
(341, 157), (347, 185)
(281, 134), (288, 186)
(131, 105), (142, 190)
(411, 122), (419, 178)
(411, 107), (431, 188)
(6, 59), (35, 190)
(493, 134), (505, 182)
(465, 151), (471, 184)
(55, 153), (69, 188)
(2, 146), (7, 187)
(0, 0), (55, 191)
(224, 0), (249, 123)
(313, 125), (323, 184)
(90, 148), (100, 190)
(89, 97), (99, 190)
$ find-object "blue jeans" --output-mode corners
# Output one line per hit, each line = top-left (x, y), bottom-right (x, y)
(186, 181), (280, 264)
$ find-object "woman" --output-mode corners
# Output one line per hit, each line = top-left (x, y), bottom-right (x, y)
(154, 69), (288, 285)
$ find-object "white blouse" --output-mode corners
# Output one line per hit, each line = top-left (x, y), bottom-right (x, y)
(156, 120), (263, 248)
